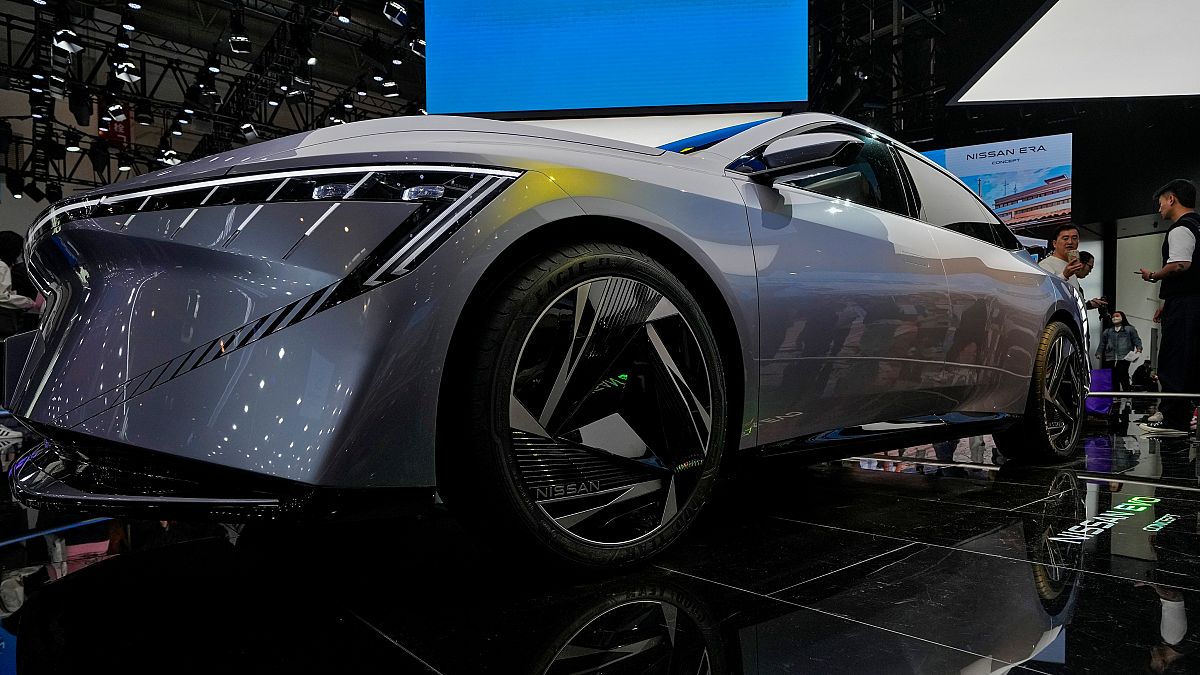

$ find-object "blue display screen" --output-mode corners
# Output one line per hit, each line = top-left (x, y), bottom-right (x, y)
(426, 0), (809, 114)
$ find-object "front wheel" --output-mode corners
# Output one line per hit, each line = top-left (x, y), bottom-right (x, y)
(994, 321), (1087, 462)
(445, 242), (729, 569)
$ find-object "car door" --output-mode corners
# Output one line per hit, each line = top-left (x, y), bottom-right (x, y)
(895, 149), (1049, 418)
(734, 129), (954, 446)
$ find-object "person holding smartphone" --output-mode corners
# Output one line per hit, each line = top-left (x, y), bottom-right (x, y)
(1138, 179), (1200, 436)
(1039, 224), (1108, 310)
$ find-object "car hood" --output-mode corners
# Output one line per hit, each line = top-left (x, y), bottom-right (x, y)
(85, 116), (665, 198)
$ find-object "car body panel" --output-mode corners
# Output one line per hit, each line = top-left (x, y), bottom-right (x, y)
(742, 181), (955, 444)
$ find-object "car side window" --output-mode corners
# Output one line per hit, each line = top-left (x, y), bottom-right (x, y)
(898, 151), (1019, 249)
(774, 132), (910, 217)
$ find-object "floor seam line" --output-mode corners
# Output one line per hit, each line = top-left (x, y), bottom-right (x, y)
(345, 608), (444, 674)
(655, 564), (1030, 667)
(1009, 490), (1071, 512)
(772, 516), (1200, 593)
(766, 542), (921, 597)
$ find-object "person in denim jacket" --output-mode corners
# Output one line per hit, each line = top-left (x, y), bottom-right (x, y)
(1097, 310), (1143, 391)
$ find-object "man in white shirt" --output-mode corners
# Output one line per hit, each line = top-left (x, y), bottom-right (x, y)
(1138, 179), (1200, 436)
(1039, 224), (1107, 310)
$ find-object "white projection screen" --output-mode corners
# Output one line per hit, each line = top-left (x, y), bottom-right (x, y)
(956, 0), (1200, 103)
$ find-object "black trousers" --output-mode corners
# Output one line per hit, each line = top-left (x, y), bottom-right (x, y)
(1102, 359), (1132, 392)
(1158, 295), (1200, 430)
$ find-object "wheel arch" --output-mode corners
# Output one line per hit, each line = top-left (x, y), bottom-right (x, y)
(435, 215), (751, 487)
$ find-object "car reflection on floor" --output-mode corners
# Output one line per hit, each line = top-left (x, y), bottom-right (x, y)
(0, 412), (1197, 673)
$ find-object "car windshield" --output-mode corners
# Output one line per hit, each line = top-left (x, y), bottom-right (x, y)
(658, 118), (771, 154)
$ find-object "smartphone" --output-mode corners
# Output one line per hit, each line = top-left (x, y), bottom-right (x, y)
(1067, 250), (1080, 264)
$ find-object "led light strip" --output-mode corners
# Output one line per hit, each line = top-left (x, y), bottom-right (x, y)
(362, 175), (513, 286)
(27, 163), (523, 244)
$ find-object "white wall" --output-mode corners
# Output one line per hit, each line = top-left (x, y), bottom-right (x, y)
(1116, 232), (1166, 367)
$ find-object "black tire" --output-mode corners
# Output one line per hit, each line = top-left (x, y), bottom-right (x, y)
(994, 321), (1087, 463)
(444, 242), (729, 569)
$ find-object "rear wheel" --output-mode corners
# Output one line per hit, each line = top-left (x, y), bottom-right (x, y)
(445, 242), (728, 569)
(994, 321), (1087, 462)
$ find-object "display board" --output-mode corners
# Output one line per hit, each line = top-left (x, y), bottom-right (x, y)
(955, 0), (1200, 103)
(425, 0), (808, 115)
(923, 133), (1072, 230)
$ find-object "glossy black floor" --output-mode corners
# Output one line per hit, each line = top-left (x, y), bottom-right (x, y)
(0, 409), (1197, 674)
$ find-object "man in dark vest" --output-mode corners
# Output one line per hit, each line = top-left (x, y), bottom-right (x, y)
(1139, 179), (1200, 436)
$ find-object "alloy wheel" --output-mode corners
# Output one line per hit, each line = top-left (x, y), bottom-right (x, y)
(509, 276), (715, 546)
(1041, 333), (1086, 454)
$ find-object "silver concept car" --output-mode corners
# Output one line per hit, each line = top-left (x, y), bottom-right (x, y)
(6, 113), (1088, 567)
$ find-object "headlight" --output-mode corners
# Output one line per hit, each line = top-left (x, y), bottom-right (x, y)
(26, 164), (521, 283)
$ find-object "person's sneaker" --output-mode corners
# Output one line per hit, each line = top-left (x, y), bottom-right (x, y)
(1139, 422), (1188, 437)
(1147, 411), (1164, 423)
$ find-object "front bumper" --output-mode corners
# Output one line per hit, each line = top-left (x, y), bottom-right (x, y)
(8, 439), (307, 519)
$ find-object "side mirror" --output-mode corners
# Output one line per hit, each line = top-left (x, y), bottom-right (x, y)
(739, 133), (864, 185)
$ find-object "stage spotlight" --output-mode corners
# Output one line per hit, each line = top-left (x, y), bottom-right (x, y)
(341, 96), (353, 110)
(53, 29), (82, 54)
(23, 183), (45, 203)
(5, 173), (23, 199)
(114, 58), (141, 83)
(239, 122), (258, 141)
(135, 105), (153, 126)
(355, 80), (367, 97)
(46, 183), (63, 203)
(410, 38), (425, 59)
(170, 121), (183, 136)
(267, 93), (281, 107)
(106, 100), (127, 121)
(206, 50), (222, 74)
(127, 2), (142, 9)
(68, 86), (91, 125)
(287, 71), (312, 98)
(334, 4), (351, 24)
(383, 2), (409, 28)
(117, 153), (133, 172)
(121, 10), (136, 32)
(97, 119), (110, 132)
(177, 111), (191, 125)
(229, 3), (251, 54)
(65, 129), (82, 152)
(88, 143), (110, 174)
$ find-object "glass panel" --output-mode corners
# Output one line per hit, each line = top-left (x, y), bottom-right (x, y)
(777, 134), (909, 216)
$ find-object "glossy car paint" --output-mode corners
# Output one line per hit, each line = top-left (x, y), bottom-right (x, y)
(8, 113), (1083, 492)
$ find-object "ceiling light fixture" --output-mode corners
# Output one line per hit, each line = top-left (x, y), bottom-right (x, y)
(65, 129), (82, 152)
(383, 2), (408, 28)
(229, 2), (251, 54)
